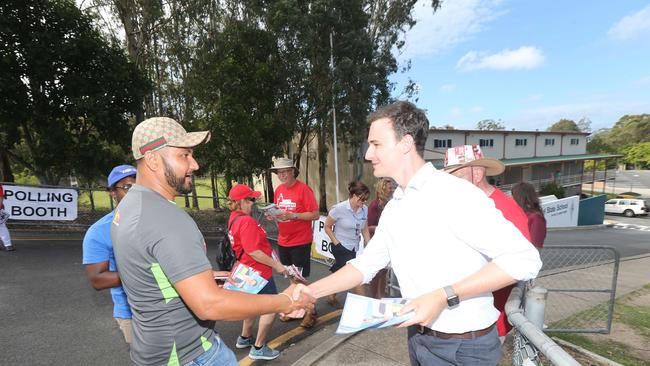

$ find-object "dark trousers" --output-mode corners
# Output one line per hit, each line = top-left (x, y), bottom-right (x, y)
(277, 243), (312, 277)
(407, 325), (501, 366)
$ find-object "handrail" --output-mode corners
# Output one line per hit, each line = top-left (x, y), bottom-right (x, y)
(505, 286), (581, 366)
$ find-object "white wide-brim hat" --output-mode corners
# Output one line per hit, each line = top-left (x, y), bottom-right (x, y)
(269, 157), (297, 172)
(443, 145), (505, 176)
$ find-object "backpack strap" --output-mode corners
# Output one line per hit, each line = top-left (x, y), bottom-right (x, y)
(227, 214), (245, 260)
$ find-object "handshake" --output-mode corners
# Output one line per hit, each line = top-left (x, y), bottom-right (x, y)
(279, 283), (316, 319)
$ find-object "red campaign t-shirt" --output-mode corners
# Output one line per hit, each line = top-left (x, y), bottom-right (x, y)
(274, 180), (318, 247)
(489, 187), (533, 336)
(228, 212), (273, 280)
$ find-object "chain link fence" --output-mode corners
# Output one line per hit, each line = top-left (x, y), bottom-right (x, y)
(508, 285), (581, 366)
(536, 245), (619, 333)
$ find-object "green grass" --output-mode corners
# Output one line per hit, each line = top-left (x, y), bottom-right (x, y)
(76, 177), (232, 210)
(548, 284), (650, 365)
(548, 333), (650, 366)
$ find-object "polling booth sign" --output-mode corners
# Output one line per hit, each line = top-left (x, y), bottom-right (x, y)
(312, 215), (365, 260)
(313, 215), (334, 260)
(3, 185), (78, 221)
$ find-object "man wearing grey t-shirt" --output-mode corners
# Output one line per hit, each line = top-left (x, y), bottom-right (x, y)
(112, 117), (313, 366)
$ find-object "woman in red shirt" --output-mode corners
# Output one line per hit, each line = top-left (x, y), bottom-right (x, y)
(227, 184), (287, 360)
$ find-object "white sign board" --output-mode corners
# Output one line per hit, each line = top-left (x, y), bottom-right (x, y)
(541, 195), (579, 228)
(312, 215), (365, 260)
(3, 185), (78, 221)
(313, 215), (334, 259)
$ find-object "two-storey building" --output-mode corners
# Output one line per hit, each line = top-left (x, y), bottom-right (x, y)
(424, 129), (621, 196)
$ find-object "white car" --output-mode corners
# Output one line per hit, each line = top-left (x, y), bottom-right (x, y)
(604, 199), (649, 217)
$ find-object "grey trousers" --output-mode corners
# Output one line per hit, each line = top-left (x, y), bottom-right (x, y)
(407, 325), (501, 366)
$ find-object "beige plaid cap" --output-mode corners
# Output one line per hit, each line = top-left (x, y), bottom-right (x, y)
(131, 117), (211, 160)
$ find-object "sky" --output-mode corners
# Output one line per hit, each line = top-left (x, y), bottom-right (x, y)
(392, 0), (650, 132)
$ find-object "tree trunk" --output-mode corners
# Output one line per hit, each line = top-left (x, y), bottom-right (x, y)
(0, 149), (14, 182)
(225, 174), (233, 199)
(113, 0), (142, 67)
(210, 169), (219, 209)
(264, 170), (274, 204)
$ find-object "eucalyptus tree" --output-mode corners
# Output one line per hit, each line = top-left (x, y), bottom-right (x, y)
(0, 0), (147, 185)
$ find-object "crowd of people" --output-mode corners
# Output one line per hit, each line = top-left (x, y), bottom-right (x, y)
(76, 100), (548, 366)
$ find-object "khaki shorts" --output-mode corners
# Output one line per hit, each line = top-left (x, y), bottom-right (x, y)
(115, 317), (132, 344)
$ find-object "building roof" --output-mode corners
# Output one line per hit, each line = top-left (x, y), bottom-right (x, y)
(501, 153), (623, 167)
(428, 128), (589, 136)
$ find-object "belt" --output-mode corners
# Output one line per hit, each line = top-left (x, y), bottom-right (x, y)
(412, 323), (495, 340)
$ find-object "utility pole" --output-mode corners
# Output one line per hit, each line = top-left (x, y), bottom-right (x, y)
(330, 31), (340, 203)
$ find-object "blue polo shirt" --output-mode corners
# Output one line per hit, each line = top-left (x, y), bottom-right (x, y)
(328, 199), (368, 251)
(82, 211), (132, 319)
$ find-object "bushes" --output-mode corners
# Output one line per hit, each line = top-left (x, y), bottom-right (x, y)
(540, 182), (565, 198)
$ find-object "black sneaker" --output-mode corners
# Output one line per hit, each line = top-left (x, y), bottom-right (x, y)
(5, 245), (14, 251)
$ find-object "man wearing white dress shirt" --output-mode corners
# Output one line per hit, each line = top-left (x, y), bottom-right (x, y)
(293, 101), (542, 365)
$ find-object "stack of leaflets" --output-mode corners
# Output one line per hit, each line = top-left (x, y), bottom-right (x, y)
(271, 250), (306, 284)
(261, 203), (285, 221)
(284, 264), (306, 283)
(223, 263), (268, 294)
(336, 293), (414, 334)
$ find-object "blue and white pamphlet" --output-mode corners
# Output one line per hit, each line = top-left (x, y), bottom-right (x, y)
(223, 262), (268, 294)
(336, 293), (415, 334)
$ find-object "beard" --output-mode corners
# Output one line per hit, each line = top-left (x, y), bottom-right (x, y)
(162, 157), (193, 194)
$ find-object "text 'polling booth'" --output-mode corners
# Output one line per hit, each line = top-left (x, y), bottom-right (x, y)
(312, 215), (365, 260)
(3, 185), (78, 220)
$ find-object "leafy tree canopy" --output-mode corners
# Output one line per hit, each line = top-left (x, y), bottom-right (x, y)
(621, 141), (650, 169)
(476, 119), (505, 130)
(0, 0), (148, 185)
(547, 119), (581, 132)
(587, 114), (650, 152)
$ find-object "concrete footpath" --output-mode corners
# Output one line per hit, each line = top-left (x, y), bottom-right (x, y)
(288, 254), (650, 366)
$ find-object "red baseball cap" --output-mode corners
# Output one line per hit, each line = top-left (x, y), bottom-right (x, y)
(228, 184), (262, 201)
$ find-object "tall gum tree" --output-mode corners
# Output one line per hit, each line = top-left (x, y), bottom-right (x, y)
(0, 0), (148, 185)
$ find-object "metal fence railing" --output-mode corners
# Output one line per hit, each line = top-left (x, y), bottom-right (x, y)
(382, 246), (620, 364)
(535, 245), (619, 333)
(507, 285), (581, 366)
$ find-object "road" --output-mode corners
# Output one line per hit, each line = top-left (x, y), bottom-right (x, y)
(600, 169), (650, 198)
(1, 225), (649, 365)
(611, 170), (650, 195)
(0, 231), (338, 366)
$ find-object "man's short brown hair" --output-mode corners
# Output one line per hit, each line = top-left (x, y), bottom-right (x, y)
(368, 101), (429, 157)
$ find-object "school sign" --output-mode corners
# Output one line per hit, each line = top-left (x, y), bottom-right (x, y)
(3, 185), (78, 221)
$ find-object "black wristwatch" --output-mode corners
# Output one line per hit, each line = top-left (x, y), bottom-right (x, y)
(443, 286), (460, 309)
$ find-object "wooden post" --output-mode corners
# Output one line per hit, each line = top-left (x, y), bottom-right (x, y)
(591, 160), (597, 195)
(602, 161), (608, 194)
